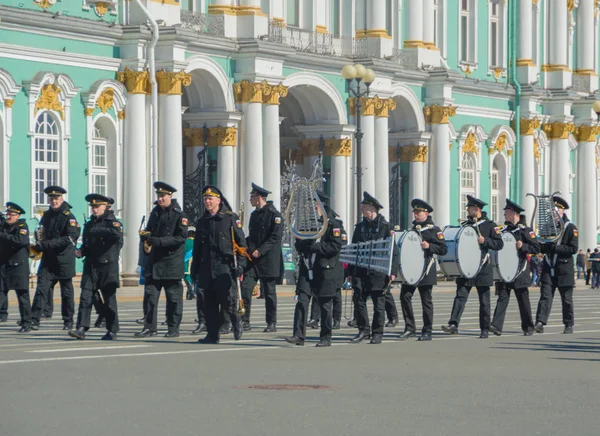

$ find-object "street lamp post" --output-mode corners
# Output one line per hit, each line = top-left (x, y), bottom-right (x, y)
(593, 100), (600, 122)
(341, 64), (376, 222)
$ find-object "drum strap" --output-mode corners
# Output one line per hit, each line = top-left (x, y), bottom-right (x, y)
(544, 222), (571, 276)
(416, 225), (434, 233)
(303, 253), (317, 280)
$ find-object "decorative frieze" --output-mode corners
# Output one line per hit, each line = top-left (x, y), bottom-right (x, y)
(297, 138), (352, 157)
(520, 117), (541, 136)
(35, 84), (64, 120)
(388, 145), (428, 163)
(542, 121), (576, 140)
(156, 70), (192, 95)
(423, 105), (457, 125)
(183, 126), (238, 147)
(117, 68), (149, 95)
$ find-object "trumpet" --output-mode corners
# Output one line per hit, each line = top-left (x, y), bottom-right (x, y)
(29, 217), (43, 261)
(138, 215), (152, 254)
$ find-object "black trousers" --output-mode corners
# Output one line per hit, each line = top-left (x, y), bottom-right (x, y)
(196, 286), (206, 324)
(385, 290), (399, 322)
(310, 289), (343, 323)
(491, 282), (534, 332)
(400, 285), (434, 333)
(535, 280), (574, 327)
(76, 287), (119, 333)
(241, 274), (277, 324)
(0, 289), (31, 325)
(354, 277), (385, 335)
(143, 278), (183, 332)
(448, 285), (491, 331)
(31, 269), (74, 325)
(292, 280), (311, 341)
(44, 287), (54, 317)
(0, 292), (7, 317)
(201, 274), (237, 341)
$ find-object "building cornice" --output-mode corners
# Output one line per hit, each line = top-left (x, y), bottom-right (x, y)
(455, 105), (514, 121)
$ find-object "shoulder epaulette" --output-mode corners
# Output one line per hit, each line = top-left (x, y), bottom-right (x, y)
(63, 211), (71, 216)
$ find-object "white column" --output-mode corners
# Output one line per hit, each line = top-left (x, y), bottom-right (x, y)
(262, 84), (287, 211)
(423, 0), (435, 48)
(520, 133), (536, 221)
(549, 3), (568, 67)
(549, 138), (572, 207)
(122, 93), (147, 277)
(577, 132), (598, 251)
(217, 145), (236, 205)
(575, 0), (598, 91)
(405, 0), (424, 46)
(271, 0), (284, 21)
(430, 123), (451, 228)
(360, 110), (376, 197)
(158, 93), (184, 197)
(374, 110), (390, 213)
(331, 154), (349, 225)
(518, 0), (533, 62)
(239, 101), (263, 228)
(367, 0), (387, 31)
(409, 160), (424, 201)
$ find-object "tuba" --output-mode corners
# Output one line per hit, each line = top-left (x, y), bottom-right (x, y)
(29, 216), (44, 261)
(526, 191), (565, 243)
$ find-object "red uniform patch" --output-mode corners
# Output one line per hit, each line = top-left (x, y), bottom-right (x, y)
(573, 229), (578, 237)
(236, 220), (242, 228)
(19, 229), (28, 235)
(112, 221), (121, 227)
(437, 232), (444, 240)
(181, 218), (188, 226)
(333, 228), (341, 237)
(69, 219), (77, 227)
(529, 230), (536, 238)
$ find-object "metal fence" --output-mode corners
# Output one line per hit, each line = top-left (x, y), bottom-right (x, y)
(180, 10), (225, 38)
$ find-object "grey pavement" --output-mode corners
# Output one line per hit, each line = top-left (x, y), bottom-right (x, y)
(1, 280), (600, 436)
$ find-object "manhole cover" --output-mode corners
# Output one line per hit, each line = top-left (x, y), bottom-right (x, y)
(236, 384), (331, 391)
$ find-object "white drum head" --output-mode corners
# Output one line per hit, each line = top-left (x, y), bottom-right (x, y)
(398, 230), (426, 285)
(457, 226), (481, 278)
(497, 232), (520, 282)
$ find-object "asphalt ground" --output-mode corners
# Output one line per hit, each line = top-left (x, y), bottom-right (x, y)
(1, 281), (600, 436)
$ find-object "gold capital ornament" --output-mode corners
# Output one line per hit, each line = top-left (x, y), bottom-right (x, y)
(234, 80), (267, 103)
(262, 82), (289, 105)
(423, 105), (457, 124)
(4, 99), (14, 108)
(400, 145), (428, 163)
(542, 121), (576, 140)
(520, 117), (541, 135)
(117, 68), (149, 95)
(373, 97), (397, 118)
(348, 97), (376, 116)
(156, 70), (192, 95)
(207, 126), (237, 147)
(575, 125), (600, 142)
(84, 108), (94, 117)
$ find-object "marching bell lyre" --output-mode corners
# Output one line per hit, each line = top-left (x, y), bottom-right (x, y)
(284, 179), (328, 240)
(526, 191), (565, 243)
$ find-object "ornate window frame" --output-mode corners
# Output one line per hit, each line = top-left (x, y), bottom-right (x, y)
(487, 125), (515, 220)
(533, 129), (549, 194)
(457, 125), (487, 218)
(533, 0), (540, 67)
(487, 0), (507, 75)
(0, 69), (20, 207)
(458, 0), (478, 72)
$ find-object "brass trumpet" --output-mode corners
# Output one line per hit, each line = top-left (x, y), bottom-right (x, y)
(29, 218), (43, 261)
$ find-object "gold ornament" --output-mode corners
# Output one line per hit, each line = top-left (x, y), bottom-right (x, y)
(423, 105), (457, 124)
(575, 125), (600, 142)
(84, 108), (94, 117)
(373, 97), (397, 118)
(117, 68), (149, 94)
(117, 110), (125, 120)
(520, 117), (541, 136)
(207, 126), (238, 147)
(35, 84), (64, 120)
(96, 88), (114, 113)
(542, 121), (575, 140)
(399, 145), (428, 163)
(262, 82), (289, 105)
(34, 0), (56, 10)
(233, 80), (267, 103)
(462, 132), (478, 155)
(156, 70), (192, 95)
(4, 99), (14, 108)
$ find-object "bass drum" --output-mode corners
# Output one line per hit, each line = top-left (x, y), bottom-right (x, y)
(438, 226), (481, 279)
(395, 230), (426, 285)
(491, 232), (522, 283)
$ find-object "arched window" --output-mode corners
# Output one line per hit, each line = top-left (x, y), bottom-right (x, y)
(33, 112), (60, 207)
(91, 126), (108, 195)
(90, 118), (118, 204)
(460, 153), (476, 219)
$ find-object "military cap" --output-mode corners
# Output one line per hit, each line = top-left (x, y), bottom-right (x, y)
(553, 195), (569, 210)
(154, 181), (177, 195)
(203, 185), (222, 198)
(315, 189), (329, 204)
(466, 195), (487, 209)
(44, 185), (67, 197)
(503, 198), (525, 214)
(107, 197), (115, 206)
(5, 202), (25, 215)
(250, 183), (271, 197)
(361, 191), (383, 210)
(518, 214), (527, 225)
(85, 193), (111, 206)
(411, 198), (433, 213)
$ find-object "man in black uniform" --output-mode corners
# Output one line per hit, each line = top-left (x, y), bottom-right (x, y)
(0, 203), (32, 332)
(69, 194), (123, 340)
(240, 183), (283, 332)
(285, 190), (344, 347)
(192, 186), (248, 344)
(442, 195), (504, 338)
(399, 199), (448, 341)
(534, 195), (578, 334)
(135, 181), (187, 338)
(490, 199), (539, 336)
(349, 192), (398, 344)
(31, 186), (80, 331)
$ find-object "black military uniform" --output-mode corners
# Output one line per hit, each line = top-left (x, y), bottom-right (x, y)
(490, 200), (539, 336)
(240, 183), (283, 332)
(0, 203), (32, 332)
(69, 194), (123, 340)
(285, 191), (344, 347)
(350, 192), (399, 345)
(135, 182), (188, 338)
(31, 186), (80, 330)
(442, 195), (504, 338)
(191, 186), (248, 344)
(399, 199), (448, 341)
(534, 196), (578, 334)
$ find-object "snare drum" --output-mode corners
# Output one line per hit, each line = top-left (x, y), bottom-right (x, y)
(395, 230), (426, 285)
(491, 232), (523, 282)
(438, 226), (481, 279)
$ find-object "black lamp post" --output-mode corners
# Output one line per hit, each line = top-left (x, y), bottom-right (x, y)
(341, 63), (376, 222)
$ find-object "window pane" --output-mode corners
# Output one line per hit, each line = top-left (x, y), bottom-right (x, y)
(286, 0), (298, 26)
(386, 0), (392, 36)
(492, 3), (498, 16)
(93, 142), (107, 168)
(491, 22), (498, 65)
(331, 0), (340, 36)
(462, 0), (468, 11)
(93, 174), (107, 195)
(461, 16), (468, 61)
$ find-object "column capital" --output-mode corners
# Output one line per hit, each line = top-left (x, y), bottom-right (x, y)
(117, 67), (149, 95)
(234, 80), (268, 103)
(389, 145), (428, 163)
(348, 97), (377, 116)
(373, 97), (397, 117)
(575, 125), (600, 142)
(542, 121), (576, 139)
(4, 99), (14, 108)
(262, 82), (289, 105)
(156, 70), (192, 95)
(520, 117), (542, 135)
(423, 104), (457, 124)
(298, 139), (320, 156)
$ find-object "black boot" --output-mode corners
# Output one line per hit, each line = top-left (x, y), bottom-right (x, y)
(315, 338), (331, 347)
(263, 323), (277, 332)
(306, 319), (319, 329)
(399, 330), (416, 340)
(134, 329), (157, 337)
(441, 324), (459, 335)
(94, 316), (106, 329)
(370, 334), (383, 344)
(332, 320), (341, 330)
(192, 323), (207, 334)
(284, 336), (304, 346)
(350, 331), (370, 343)
(385, 318), (398, 328)
(68, 327), (86, 340)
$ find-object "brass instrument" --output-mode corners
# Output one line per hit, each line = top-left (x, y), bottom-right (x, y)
(28, 216), (43, 261)
(138, 215), (152, 254)
(231, 226), (252, 316)
(526, 191), (565, 243)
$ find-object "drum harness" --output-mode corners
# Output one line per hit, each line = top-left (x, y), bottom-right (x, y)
(415, 224), (436, 276)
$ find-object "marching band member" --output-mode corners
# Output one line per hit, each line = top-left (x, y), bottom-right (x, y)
(534, 196), (578, 334)
(69, 194), (123, 340)
(349, 192), (398, 344)
(0, 203), (32, 332)
(240, 183), (283, 332)
(30, 186), (80, 331)
(135, 182), (188, 338)
(399, 199), (448, 341)
(285, 190), (344, 347)
(442, 195), (504, 338)
(490, 199), (540, 336)
(191, 186), (248, 344)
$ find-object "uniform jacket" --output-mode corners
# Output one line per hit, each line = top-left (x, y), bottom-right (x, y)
(38, 202), (80, 279)
(334, 219), (348, 288)
(295, 209), (344, 298)
(80, 210), (123, 289)
(410, 216), (448, 287)
(456, 212), (504, 288)
(591, 252), (600, 274)
(540, 215), (578, 287)
(351, 214), (399, 290)
(0, 218), (30, 290)
(190, 207), (248, 284)
(246, 201), (283, 278)
(142, 200), (187, 280)
(498, 222), (540, 290)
